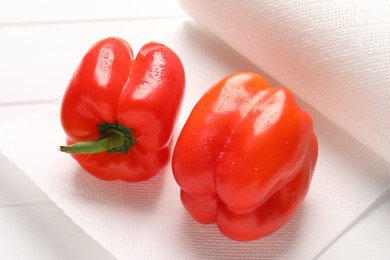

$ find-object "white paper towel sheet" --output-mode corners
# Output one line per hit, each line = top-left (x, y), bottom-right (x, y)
(179, 0), (390, 165)
(1, 19), (390, 259)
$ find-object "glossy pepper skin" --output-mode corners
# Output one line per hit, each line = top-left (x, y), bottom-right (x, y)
(172, 72), (318, 241)
(60, 37), (185, 182)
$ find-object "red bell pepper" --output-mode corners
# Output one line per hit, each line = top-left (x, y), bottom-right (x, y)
(60, 37), (185, 182)
(172, 72), (318, 241)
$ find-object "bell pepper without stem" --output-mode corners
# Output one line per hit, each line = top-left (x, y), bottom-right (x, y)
(172, 72), (318, 241)
(60, 37), (185, 182)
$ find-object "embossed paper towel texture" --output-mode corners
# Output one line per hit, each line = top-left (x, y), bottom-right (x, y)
(179, 0), (390, 164)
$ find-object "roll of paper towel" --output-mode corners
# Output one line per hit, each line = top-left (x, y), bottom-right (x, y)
(179, 0), (390, 163)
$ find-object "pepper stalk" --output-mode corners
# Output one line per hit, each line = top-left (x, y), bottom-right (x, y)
(60, 122), (136, 154)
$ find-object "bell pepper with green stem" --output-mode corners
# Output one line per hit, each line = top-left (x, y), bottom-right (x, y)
(60, 37), (185, 182)
(172, 72), (318, 241)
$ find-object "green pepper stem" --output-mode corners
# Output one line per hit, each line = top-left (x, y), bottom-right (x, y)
(60, 131), (124, 154)
(60, 122), (136, 155)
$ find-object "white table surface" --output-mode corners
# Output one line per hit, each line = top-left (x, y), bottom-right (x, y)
(1, 1), (389, 259)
